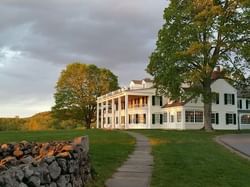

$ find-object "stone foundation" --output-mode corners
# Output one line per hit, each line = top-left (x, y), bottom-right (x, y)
(0, 136), (91, 187)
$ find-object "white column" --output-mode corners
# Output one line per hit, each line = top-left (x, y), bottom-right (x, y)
(97, 102), (99, 128)
(118, 97), (121, 128)
(112, 99), (115, 129)
(101, 102), (104, 128)
(106, 100), (108, 128)
(147, 96), (152, 129)
(125, 95), (128, 129)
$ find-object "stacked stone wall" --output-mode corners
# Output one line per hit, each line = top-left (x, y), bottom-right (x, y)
(0, 136), (91, 187)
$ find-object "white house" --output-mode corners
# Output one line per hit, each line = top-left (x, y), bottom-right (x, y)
(237, 90), (250, 130)
(96, 78), (250, 130)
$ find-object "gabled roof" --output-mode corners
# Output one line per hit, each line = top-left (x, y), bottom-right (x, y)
(143, 78), (153, 83)
(162, 101), (185, 108)
(162, 97), (195, 108)
(131, 80), (143, 84)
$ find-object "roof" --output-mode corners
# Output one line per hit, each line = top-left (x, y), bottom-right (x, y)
(162, 101), (185, 108)
(238, 89), (250, 98)
(131, 80), (143, 84)
(143, 78), (153, 83)
(162, 96), (195, 108)
(131, 78), (153, 84)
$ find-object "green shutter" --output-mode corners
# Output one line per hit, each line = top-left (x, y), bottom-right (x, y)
(160, 97), (163, 106)
(216, 113), (219, 124)
(224, 94), (227, 105)
(240, 100), (242, 109)
(226, 113), (229, 124)
(152, 96), (155, 106)
(216, 93), (219, 104)
(152, 114), (155, 124)
(233, 114), (237, 125)
(232, 94), (235, 105)
(160, 114), (163, 124)
(247, 100), (249, 109)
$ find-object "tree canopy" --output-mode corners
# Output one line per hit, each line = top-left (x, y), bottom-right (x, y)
(147, 0), (250, 131)
(52, 63), (119, 128)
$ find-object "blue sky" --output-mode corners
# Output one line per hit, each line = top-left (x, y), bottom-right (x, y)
(0, 0), (167, 117)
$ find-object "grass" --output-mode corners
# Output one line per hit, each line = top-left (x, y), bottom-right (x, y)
(136, 130), (250, 187)
(0, 129), (135, 187)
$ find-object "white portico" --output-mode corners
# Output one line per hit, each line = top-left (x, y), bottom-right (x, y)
(96, 79), (164, 129)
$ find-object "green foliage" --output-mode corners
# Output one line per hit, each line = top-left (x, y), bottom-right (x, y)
(148, 0), (250, 130)
(0, 117), (27, 131)
(52, 63), (119, 129)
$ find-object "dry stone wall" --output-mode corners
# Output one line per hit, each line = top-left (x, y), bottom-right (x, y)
(0, 136), (91, 187)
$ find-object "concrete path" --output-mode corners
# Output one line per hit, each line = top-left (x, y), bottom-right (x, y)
(216, 134), (250, 160)
(105, 131), (153, 187)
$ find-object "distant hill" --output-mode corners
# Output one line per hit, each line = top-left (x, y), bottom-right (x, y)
(0, 111), (80, 131)
(25, 111), (54, 130)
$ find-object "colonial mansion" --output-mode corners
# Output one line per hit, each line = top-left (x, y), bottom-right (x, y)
(96, 75), (250, 130)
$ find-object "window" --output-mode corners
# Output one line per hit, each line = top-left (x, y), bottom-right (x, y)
(185, 111), (195, 122)
(171, 115), (174, 123)
(226, 113), (236, 125)
(185, 110), (203, 123)
(213, 93), (220, 104)
(224, 94), (235, 105)
(241, 115), (250, 124)
(177, 112), (182, 122)
(116, 117), (118, 124)
(238, 100), (242, 109)
(211, 113), (219, 124)
(152, 114), (163, 124)
(163, 113), (168, 123)
(195, 111), (203, 122)
(152, 96), (163, 106)
(129, 115), (132, 124)
(121, 116), (125, 124)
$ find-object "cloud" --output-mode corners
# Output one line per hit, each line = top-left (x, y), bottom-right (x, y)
(0, 0), (167, 117)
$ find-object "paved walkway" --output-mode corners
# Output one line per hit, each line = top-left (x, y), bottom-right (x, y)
(216, 134), (250, 160)
(105, 131), (153, 187)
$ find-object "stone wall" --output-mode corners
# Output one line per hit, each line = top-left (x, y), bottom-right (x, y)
(0, 136), (91, 187)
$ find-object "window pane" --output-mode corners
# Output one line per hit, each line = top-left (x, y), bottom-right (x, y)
(185, 111), (194, 122)
(177, 112), (182, 122)
(241, 115), (250, 124)
(163, 113), (168, 123)
(195, 111), (203, 122)
(211, 113), (216, 124)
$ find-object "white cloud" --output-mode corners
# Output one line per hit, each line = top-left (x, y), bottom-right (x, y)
(0, 0), (167, 117)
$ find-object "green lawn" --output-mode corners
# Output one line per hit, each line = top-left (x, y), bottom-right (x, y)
(0, 129), (135, 187)
(136, 130), (250, 187)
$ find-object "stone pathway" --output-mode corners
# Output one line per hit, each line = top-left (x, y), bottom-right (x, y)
(216, 134), (250, 160)
(105, 131), (153, 187)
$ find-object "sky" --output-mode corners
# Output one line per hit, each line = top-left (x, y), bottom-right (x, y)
(0, 0), (167, 117)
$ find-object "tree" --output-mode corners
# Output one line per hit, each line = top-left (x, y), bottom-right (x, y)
(147, 0), (250, 131)
(52, 63), (119, 129)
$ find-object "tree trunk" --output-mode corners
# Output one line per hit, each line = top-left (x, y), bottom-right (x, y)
(203, 82), (213, 131)
(204, 102), (213, 131)
(85, 119), (91, 129)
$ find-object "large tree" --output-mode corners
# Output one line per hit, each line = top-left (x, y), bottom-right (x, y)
(52, 63), (119, 129)
(148, 0), (250, 131)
